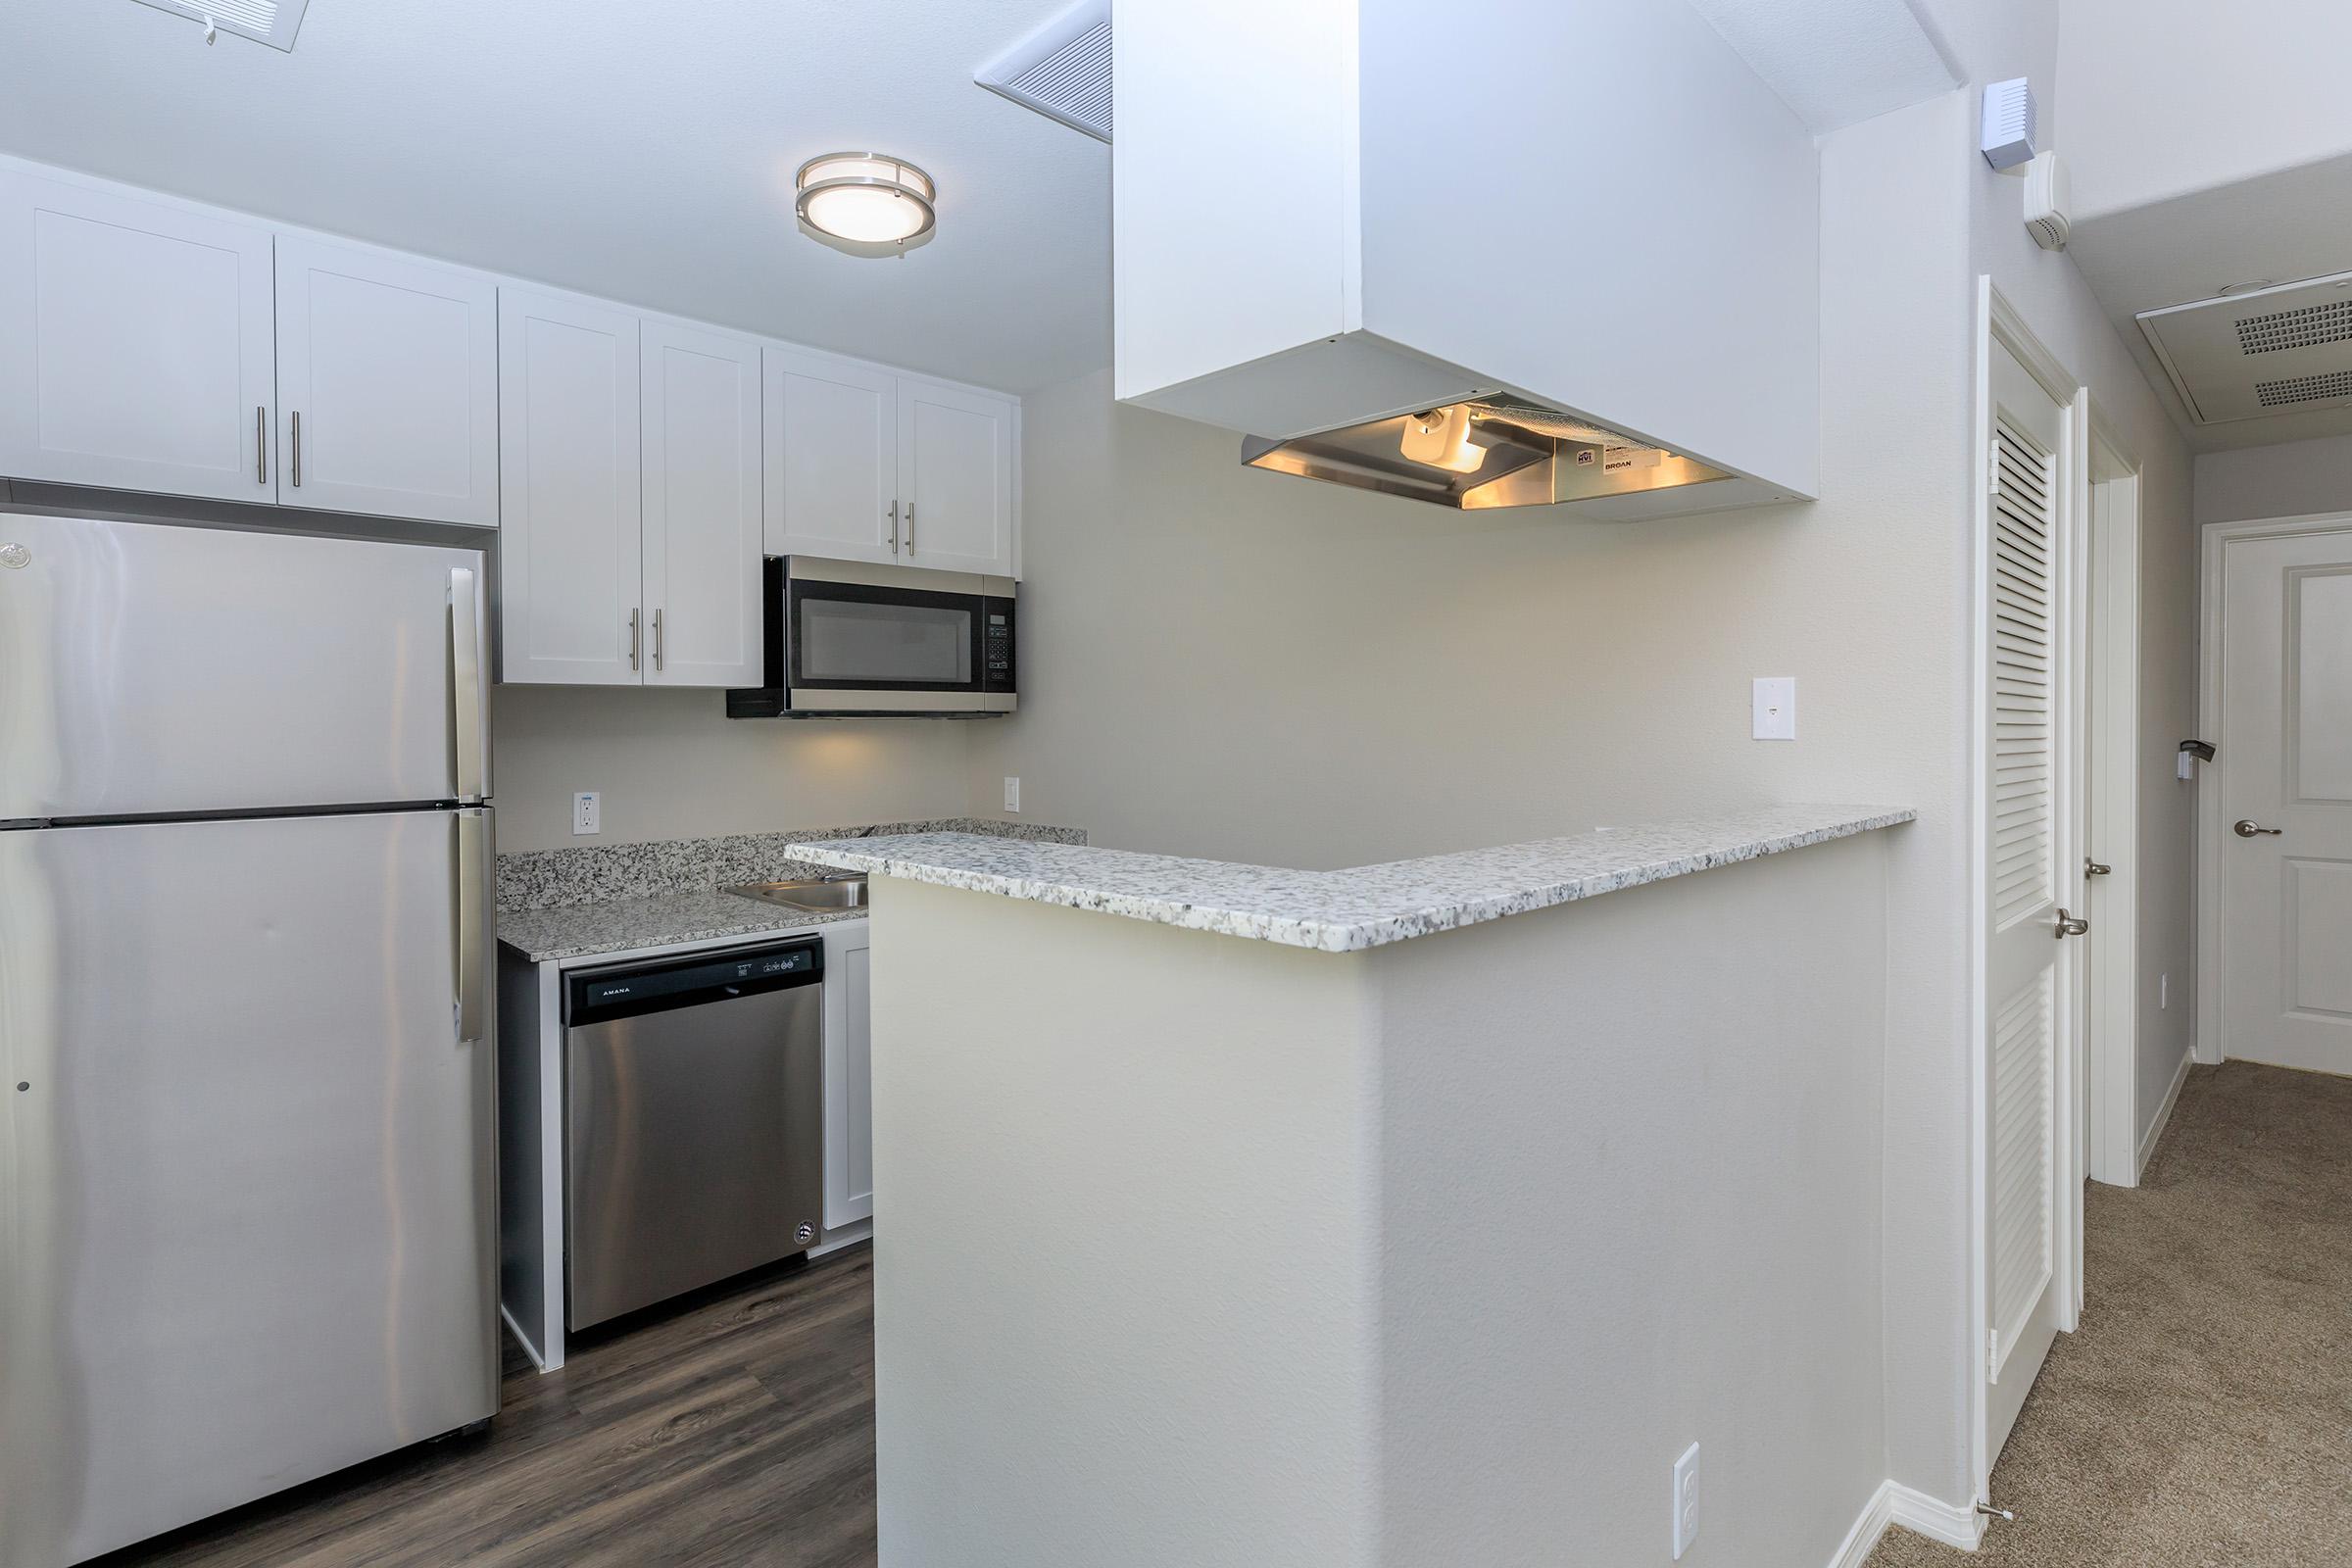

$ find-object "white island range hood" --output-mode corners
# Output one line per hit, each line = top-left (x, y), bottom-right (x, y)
(1111, 0), (1825, 518)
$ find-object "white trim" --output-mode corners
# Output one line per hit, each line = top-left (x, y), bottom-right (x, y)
(500, 1302), (548, 1373)
(1826, 1482), (1896, 1568)
(2083, 417), (2142, 1193)
(2195, 511), (2352, 1065)
(2136, 1042), (2193, 1178)
(1829, 1481), (1991, 1567)
(1887, 1484), (1990, 1552)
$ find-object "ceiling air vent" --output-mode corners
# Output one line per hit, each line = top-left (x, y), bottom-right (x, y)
(976, 0), (1111, 143)
(2140, 270), (2352, 423)
(127, 0), (309, 50)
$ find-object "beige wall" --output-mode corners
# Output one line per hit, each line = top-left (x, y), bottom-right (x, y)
(972, 74), (2203, 1508)
(491, 686), (971, 853)
(2195, 433), (2352, 525)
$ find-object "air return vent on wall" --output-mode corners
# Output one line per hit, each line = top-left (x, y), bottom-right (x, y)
(2139, 270), (2352, 423)
(975, 0), (1111, 142)
(127, 0), (309, 49)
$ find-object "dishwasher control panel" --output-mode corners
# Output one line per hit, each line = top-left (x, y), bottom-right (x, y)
(568, 939), (822, 1026)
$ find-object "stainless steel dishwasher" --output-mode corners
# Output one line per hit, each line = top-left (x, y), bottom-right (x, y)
(564, 937), (825, 1330)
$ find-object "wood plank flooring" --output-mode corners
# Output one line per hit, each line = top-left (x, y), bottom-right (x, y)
(89, 1246), (878, 1568)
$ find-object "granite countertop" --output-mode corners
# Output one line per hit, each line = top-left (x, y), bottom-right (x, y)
(497, 889), (858, 964)
(790, 804), (1916, 954)
(494, 817), (1088, 964)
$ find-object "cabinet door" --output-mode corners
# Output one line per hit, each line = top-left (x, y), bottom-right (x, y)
(763, 347), (900, 565)
(821, 921), (875, 1231)
(274, 235), (499, 526)
(898, 376), (1016, 576)
(0, 168), (274, 502)
(641, 320), (762, 688)
(497, 288), (643, 685)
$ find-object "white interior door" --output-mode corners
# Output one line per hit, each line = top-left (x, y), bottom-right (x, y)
(765, 347), (900, 564)
(2217, 526), (2352, 1075)
(640, 319), (762, 687)
(497, 287), (643, 685)
(0, 167), (274, 503)
(1981, 337), (2081, 1472)
(899, 377), (1014, 575)
(274, 234), (499, 526)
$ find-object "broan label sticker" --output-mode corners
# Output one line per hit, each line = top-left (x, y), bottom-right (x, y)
(1603, 448), (1663, 473)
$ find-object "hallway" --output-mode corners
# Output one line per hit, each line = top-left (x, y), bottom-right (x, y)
(1869, 1062), (2352, 1567)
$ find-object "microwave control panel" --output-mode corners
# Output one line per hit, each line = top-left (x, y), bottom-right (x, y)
(983, 597), (1016, 692)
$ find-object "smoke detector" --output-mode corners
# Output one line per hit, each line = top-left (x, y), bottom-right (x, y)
(2139, 270), (2352, 423)
(127, 0), (309, 49)
(976, 0), (1111, 143)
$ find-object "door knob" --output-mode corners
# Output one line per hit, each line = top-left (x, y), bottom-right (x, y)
(2084, 858), (2112, 876)
(2232, 819), (2282, 838)
(2054, 907), (2089, 939)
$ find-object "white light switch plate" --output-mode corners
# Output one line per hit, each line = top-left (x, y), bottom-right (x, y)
(572, 791), (601, 836)
(1004, 777), (1021, 812)
(1672, 1442), (1700, 1558)
(1752, 676), (1796, 740)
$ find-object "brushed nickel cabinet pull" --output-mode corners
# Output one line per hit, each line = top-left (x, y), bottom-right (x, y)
(290, 411), (303, 487)
(256, 406), (267, 484)
(629, 609), (642, 672)
(653, 609), (665, 672)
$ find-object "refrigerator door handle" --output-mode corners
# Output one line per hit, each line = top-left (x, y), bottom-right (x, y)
(455, 808), (488, 1046)
(450, 566), (485, 803)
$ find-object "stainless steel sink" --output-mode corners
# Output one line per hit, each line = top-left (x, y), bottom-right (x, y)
(724, 875), (869, 913)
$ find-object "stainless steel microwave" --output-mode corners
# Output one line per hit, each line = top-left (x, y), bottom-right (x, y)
(726, 557), (1016, 718)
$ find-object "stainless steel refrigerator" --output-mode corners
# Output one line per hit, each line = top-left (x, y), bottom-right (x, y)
(0, 512), (500, 1567)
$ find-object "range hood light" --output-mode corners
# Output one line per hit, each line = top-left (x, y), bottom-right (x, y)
(1400, 404), (1482, 474)
(796, 153), (938, 258)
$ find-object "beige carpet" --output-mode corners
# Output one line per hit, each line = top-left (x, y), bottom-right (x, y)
(1867, 1061), (2352, 1568)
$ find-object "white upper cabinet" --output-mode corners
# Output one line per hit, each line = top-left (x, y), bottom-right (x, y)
(764, 347), (900, 566)
(0, 167), (275, 504)
(273, 235), (498, 526)
(898, 377), (1015, 576)
(498, 288), (643, 686)
(641, 320), (762, 688)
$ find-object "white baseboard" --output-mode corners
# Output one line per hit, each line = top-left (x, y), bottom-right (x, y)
(1886, 1483), (1986, 1551)
(1827, 1481), (1896, 1568)
(2136, 1046), (2194, 1179)
(1833, 1479), (1987, 1562)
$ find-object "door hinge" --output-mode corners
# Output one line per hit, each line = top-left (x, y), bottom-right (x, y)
(1986, 1327), (2001, 1376)
(1988, 441), (2002, 493)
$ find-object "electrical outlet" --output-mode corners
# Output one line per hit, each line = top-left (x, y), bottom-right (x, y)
(1004, 777), (1021, 813)
(572, 792), (601, 836)
(1672, 1443), (1700, 1559)
(1752, 676), (1796, 740)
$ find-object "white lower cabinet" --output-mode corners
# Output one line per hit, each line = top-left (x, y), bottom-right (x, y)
(0, 167), (275, 504)
(821, 920), (874, 1231)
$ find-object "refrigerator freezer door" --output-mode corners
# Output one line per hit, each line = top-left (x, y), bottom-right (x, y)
(0, 809), (499, 1566)
(0, 514), (490, 820)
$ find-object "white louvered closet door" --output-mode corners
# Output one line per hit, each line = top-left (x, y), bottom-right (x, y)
(1981, 338), (2079, 1474)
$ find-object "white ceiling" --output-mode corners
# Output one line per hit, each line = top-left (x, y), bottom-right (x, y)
(0, 0), (1111, 393)
(1684, 0), (1958, 134)
(2068, 152), (2352, 452)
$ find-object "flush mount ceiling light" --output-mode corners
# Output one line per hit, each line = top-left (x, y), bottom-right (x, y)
(795, 153), (937, 259)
